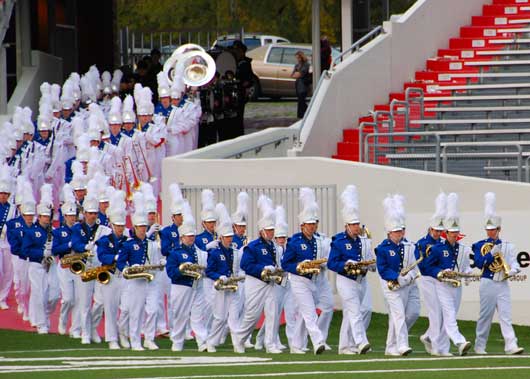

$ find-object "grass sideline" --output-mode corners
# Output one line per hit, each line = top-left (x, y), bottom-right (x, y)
(1, 312), (530, 379)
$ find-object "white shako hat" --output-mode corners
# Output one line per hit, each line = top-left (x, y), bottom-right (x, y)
(393, 193), (406, 230)
(132, 191), (148, 226)
(20, 181), (36, 215)
(157, 71), (171, 98)
(215, 202), (234, 237)
(298, 187), (319, 225)
(122, 95), (136, 123)
(232, 191), (249, 226)
(37, 183), (53, 217)
(383, 194), (403, 233)
(257, 194), (275, 230)
(341, 184), (360, 224)
(274, 205), (288, 238)
(178, 201), (197, 236)
(484, 192), (501, 230)
(108, 96), (123, 125)
(61, 183), (77, 216)
(430, 192), (447, 231)
(444, 192), (461, 232)
(141, 182), (157, 213)
(200, 189), (217, 222)
(169, 183), (184, 215)
(108, 189), (127, 226)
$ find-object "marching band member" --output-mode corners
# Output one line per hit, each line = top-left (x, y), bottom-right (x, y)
(205, 203), (243, 353)
(415, 192), (447, 355)
(328, 185), (373, 355)
(166, 201), (209, 351)
(155, 72), (172, 119)
(52, 184), (81, 337)
(232, 195), (281, 354)
(160, 183), (184, 257)
(0, 166), (16, 310)
(281, 189), (331, 355)
(165, 75), (187, 157)
(424, 193), (472, 356)
(375, 195), (417, 356)
(121, 95), (137, 138)
(472, 193), (524, 355)
(231, 192), (249, 250)
(21, 184), (55, 334)
(95, 189), (128, 350)
(117, 192), (165, 351)
(71, 188), (105, 344)
(195, 189), (217, 252)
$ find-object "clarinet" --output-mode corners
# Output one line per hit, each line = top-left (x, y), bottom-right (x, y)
(42, 221), (54, 273)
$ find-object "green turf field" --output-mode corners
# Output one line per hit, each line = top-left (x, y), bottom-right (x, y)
(1, 313), (529, 379)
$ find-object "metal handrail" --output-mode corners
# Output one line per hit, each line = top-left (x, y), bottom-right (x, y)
(332, 26), (384, 68)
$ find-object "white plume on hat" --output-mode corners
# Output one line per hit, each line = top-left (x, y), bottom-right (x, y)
(111, 69), (123, 93)
(298, 187), (319, 225)
(232, 191), (249, 226)
(108, 97), (122, 124)
(201, 189), (217, 222)
(169, 183), (184, 215)
(484, 192), (501, 230)
(15, 175), (29, 205)
(61, 183), (77, 216)
(37, 183), (53, 216)
(81, 75), (97, 104)
(393, 194), (406, 229)
(157, 72), (171, 98)
(141, 182), (157, 213)
(215, 203), (234, 237)
(136, 85), (154, 116)
(178, 201), (196, 237)
(101, 71), (112, 95)
(257, 194), (275, 230)
(20, 179), (36, 215)
(171, 75), (186, 99)
(37, 101), (53, 131)
(108, 189), (127, 226)
(274, 205), (288, 238)
(61, 79), (75, 109)
(122, 95), (136, 123)
(50, 84), (62, 112)
(430, 192), (447, 231)
(70, 160), (87, 190)
(444, 192), (460, 232)
(84, 178), (100, 213)
(0, 163), (14, 193)
(341, 185), (360, 224)
(132, 191), (148, 226)
(383, 195), (402, 233)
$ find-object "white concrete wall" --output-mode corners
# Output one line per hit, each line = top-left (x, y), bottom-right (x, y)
(294, 0), (488, 157)
(162, 156), (530, 325)
(0, 51), (63, 124)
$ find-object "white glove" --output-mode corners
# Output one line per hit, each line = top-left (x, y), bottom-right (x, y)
(68, 241), (72, 249)
(146, 224), (161, 238)
(346, 259), (358, 265)
(206, 240), (219, 250)
(113, 254), (119, 262)
(397, 275), (409, 287)
(44, 241), (52, 250)
(219, 275), (228, 283)
(302, 259), (310, 263)
(264, 265), (275, 272)
(132, 264), (140, 268)
(159, 258), (167, 266)
(85, 242), (94, 251)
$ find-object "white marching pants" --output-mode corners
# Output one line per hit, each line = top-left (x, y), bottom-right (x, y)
(406, 283), (420, 331)
(169, 283), (209, 349)
(475, 279), (519, 352)
(0, 247), (13, 304)
(380, 279), (411, 354)
(13, 257), (30, 318)
(124, 278), (148, 349)
(91, 282), (104, 335)
(28, 262), (50, 330)
(418, 276), (448, 353)
(74, 275), (95, 340)
(336, 276), (369, 350)
(143, 277), (161, 341)
(435, 281), (466, 350)
(118, 277), (130, 338)
(233, 276), (278, 350)
(206, 288), (240, 347)
(156, 272), (171, 333)
(57, 266), (80, 334)
(101, 275), (122, 342)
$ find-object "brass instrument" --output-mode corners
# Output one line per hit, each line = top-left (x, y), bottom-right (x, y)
(361, 225), (372, 239)
(60, 252), (94, 275)
(344, 258), (376, 276)
(122, 263), (165, 282)
(118, 161), (133, 202)
(388, 272), (421, 291)
(81, 264), (116, 284)
(488, 244), (512, 279)
(260, 267), (285, 284)
(179, 262), (205, 280)
(437, 270), (462, 287)
(133, 140), (157, 183)
(296, 258), (328, 275)
(163, 43), (216, 87)
(400, 255), (424, 276)
(214, 276), (245, 292)
(480, 242), (494, 256)
(123, 156), (141, 196)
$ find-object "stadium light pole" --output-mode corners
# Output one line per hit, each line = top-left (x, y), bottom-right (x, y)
(312, 0), (321, 86)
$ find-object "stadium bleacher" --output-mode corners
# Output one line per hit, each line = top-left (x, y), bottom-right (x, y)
(333, 0), (530, 182)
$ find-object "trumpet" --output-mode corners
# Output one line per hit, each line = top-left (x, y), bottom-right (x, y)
(60, 252), (94, 275)
(296, 258), (328, 275)
(260, 267), (285, 284)
(214, 276), (245, 292)
(122, 263), (165, 282)
(81, 264), (116, 284)
(344, 259), (376, 276)
(179, 262), (205, 280)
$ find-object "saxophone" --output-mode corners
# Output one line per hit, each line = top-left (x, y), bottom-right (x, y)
(387, 255), (424, 291)
(296, 258), (328, 275)
(260, 267), (285, 284)
(122, 263), (165, 282)
(214, 276), (245, 292)
(60, 252), (94, 275)
(179, 262), (205, 280)
(81, 264), (116, 284)
(344, 258), (376, 276)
